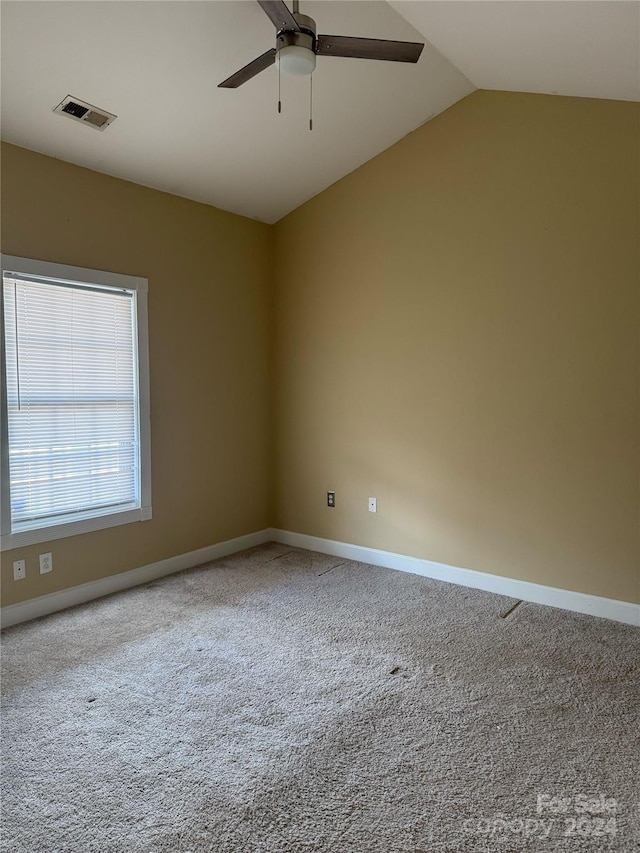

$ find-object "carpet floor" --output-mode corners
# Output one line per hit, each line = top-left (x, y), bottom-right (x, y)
(1, 543), (639, 852)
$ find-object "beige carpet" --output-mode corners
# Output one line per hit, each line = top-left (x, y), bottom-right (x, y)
(2, 543), (638, 852)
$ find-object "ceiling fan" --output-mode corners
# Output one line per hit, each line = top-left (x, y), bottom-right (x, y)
(218, 0), (425, 89)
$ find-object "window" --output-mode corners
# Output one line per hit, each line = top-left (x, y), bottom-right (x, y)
(1, 256), (151, 550)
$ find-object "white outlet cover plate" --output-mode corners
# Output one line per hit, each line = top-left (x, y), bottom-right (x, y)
(369, 497), (377, 513)
(39, 552), (53, 574)
(13, 559), (26, 580)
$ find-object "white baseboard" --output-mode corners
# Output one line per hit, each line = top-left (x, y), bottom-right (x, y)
(0, 528), (272, 629)
(271, 529), (640, 627)
(4, 527), (637, 629)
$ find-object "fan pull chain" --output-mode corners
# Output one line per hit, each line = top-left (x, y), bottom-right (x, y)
(278, 61), (282, 114)
(309, 73), (313, 131)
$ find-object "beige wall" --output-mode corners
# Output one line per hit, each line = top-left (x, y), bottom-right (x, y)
(274, 90), (640, 604)
(1, 142), (272, 606)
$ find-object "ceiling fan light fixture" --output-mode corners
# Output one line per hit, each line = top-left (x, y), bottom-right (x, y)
(276, 44), (316, 76)
(218, 1), (424, 89)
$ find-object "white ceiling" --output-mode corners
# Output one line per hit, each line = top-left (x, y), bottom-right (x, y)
(392, 0), (640, 103)
(0, 1), (472, 223)
(1, 2), (638, 224)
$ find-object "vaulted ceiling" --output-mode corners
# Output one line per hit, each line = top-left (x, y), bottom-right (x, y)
(1, 1), (637, 223)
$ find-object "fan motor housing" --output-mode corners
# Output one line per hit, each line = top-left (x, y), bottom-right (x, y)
(277, 29), (315, 53)
(276, 12), (316, 54)
(293, 12), (316, 36)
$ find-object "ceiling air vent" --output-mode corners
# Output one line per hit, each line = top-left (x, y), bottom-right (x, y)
(53, 96), (117, 131)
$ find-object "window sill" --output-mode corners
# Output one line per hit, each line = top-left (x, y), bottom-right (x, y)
(0, 506), (152, 551)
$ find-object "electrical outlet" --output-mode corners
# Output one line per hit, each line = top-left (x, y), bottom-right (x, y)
(39, 552), (53, 574)
(13, 560), (26, 581)
(368, 497), (377, 513)
(327, 490), (335, 508)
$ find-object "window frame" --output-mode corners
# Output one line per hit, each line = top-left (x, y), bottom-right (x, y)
(0, 255), (152, 551)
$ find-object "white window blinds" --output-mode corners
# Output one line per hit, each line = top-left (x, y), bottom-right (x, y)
(2, 273), (141, 534)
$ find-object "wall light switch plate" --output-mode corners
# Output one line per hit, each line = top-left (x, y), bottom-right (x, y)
(39, 552), (53, 574)
(368, 497), (377, 513)
(13, 560), (26, 580)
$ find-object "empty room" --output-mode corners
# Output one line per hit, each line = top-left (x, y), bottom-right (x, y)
(1, 1), (638, 851)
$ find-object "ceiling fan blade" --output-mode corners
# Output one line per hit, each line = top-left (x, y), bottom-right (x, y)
(218, 48), (277, 88)
(257, 0), (300, 32)
(317, 35), (424, 64)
